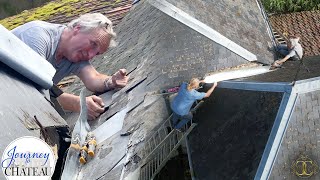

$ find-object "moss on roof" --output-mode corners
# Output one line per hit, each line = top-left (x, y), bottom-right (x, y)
(0, 0), (79, 29)
(0, 0), (131, 30)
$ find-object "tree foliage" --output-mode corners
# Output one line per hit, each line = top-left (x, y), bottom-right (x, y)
(0, 0), (51, 19)
(261, 0), (320, 13)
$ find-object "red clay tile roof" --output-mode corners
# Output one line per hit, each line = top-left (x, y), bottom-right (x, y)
(269, 10), (320, 57)
(48, 0), (132, 25)
(0, 0), (132, 30)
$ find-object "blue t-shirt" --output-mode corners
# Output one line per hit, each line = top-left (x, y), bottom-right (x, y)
(171, 82), (206, 116)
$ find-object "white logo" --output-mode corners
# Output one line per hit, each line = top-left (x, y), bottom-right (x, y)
(1, 136), (56, 180)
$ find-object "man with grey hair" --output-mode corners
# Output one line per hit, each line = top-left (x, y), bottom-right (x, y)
(12, 13), (129, 120)
(274, 35), (303, 67)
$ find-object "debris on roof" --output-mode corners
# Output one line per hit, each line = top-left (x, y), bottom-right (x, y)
(240, 55), (320, 83)
(0, 62), (69, 179)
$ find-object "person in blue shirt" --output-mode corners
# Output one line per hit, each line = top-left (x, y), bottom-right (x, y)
(170, 78), (218, 130)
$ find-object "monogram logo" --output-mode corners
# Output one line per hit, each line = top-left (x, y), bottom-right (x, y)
(291, 155), (319, 178)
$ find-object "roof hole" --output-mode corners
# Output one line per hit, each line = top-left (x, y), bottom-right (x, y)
(126, 77), (147, 94)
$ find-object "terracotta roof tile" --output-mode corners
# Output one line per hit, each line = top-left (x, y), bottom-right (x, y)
(269, 10), (320, 57)
(0, 0), (132, 30)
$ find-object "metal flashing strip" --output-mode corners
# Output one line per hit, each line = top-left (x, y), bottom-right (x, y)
(294, 76), (320, 93)
(94, 107), (128, 144)
(255, 0), (277, 47)
(204, 65), (271, 83)
(254, 91), (297, 180)
(148, 0), (257, 61)
(0, 25), (55, 89)
(218, 81), (292, 93)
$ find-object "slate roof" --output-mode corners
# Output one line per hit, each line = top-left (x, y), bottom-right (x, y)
(0, 0), (132, 30)
(61, 0), (276, 179)
(189, 68), (320, 179)
(269, 88), (320, 179)
(165, 0), (274, 64)
(239, 55), (320, 82)
(189, 89), (283, 179)
(231, 56), (320, 179)
(3, 0), (318, 179)
(269, 11), (320, 57)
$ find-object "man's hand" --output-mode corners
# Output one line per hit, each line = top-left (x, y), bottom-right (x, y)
(204, 81), (218, 98)
(57, 93), (105, 121)
(79, 66), (129, 93)
(105, 69), (129, 90)
(275, 55), (290, 66)
(213, 81), (218, 88)
(273, 60), (283, 67)
(86, 95), (105, 120)
(112, 69), (128, 88)
(275, 60), (282, 64)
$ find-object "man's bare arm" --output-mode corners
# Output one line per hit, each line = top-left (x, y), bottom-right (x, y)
(204, 82), (218, 98)
(78, 65), (110, 92)
(276, 55), (290, 64)
(57, 93), (105, 120)
(78, 65), (129, 93)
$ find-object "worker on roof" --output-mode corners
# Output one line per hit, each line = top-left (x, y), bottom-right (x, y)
(12, 13), (128, 120)
(273, 35), (303, 67)
(170, 78), (217, 131)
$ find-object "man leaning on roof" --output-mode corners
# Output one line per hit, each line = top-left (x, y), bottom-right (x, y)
(170, 78), (217, 131)
(12, 13), (128, 120)
(273, 35), (303, 67)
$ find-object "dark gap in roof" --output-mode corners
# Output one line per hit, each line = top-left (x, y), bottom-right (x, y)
(103, 106), (110, 113)
(154, 154), (190, 180)
(146, 74), (161, 87)
(125, 77), (147, 94)
(126, 100), (144, 115)
(53, 5), (63, 10)
(94, 89), (112, 96)
(127, 66), (137, 76)
(104, 111), (119, 121)
(189, 88), (284, 179)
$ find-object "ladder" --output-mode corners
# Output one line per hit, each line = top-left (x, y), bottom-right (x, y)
(139, 115), (198, 180)
(272, 29), (287, 45)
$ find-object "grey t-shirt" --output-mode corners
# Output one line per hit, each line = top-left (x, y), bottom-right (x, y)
(11, 20), (89, 84)
(288, 43), (303, 59)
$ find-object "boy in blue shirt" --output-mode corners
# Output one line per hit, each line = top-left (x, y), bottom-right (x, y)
(171, 78), (217, 130)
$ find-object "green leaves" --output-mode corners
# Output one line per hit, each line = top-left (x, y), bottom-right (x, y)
(261, 0), (320, 13)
